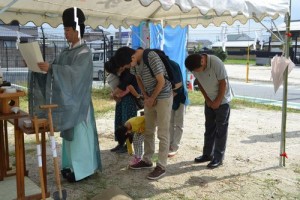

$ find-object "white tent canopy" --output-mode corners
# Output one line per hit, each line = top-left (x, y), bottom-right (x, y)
(0, 0), (289, 28)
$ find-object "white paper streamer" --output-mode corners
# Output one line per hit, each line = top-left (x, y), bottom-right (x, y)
(36, 144), (42, 167)
(74, 7), (81, 44)
(51, 136), (57, 158)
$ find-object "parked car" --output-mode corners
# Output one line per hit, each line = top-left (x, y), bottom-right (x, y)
(92, 50), (105, 81)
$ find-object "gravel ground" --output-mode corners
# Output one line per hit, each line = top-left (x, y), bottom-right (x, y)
(7, 105), (300, 200)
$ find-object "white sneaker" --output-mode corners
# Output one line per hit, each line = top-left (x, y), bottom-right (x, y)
(168, 150), (178, 157)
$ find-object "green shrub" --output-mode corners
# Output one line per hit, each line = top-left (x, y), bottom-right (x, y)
(213, 48), (227, 61)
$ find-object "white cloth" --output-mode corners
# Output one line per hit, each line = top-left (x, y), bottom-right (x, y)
(271, 55), (295, 93)
(107, 73), (120, 91)
(221, 26), (227, 52)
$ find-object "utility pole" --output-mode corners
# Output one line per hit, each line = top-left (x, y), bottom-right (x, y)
(118, 27), (122, 48)
(268, 21), (273, 53)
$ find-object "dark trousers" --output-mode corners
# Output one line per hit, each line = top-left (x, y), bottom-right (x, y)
(203, 103), (230, 161)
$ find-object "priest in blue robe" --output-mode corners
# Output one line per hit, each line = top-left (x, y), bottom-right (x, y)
(28, 7), (102, 182)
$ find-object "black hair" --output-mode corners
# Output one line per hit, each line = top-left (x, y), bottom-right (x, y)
(104, 56), (119, 75)
(114, 46), (135, 67)
(185, 54), (202, 71)
(79, 24), (85, 38)
(62, 7), (85, 38)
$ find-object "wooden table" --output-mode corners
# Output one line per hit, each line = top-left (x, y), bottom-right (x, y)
(0, 119), (6, 180)
(0, 111), (28, 181)
(0, 111), (50, 199)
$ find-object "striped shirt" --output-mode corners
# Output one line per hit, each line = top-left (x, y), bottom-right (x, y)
(131, 51), (172, 99)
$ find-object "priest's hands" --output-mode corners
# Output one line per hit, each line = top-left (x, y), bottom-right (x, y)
(37, 62), (50, 72)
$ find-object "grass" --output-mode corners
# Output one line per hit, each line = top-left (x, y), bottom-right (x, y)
(19, 88), (300, 116)
(19, 87), (115, 118)
(91, 87), (115, 117)
(188, 90), (300, 113)
(225, 59), (256, 65)
(19, 93), (29, 111)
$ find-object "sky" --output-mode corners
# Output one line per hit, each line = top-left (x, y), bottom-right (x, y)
(187, 0), (300, 42)
(100, 0), (299, 43)
(188, 18), (282, 42)
(182, 0), (299, 42)
(28, 0), (299, 43)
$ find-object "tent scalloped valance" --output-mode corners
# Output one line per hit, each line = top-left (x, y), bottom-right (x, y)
(0, 0), (289, 28)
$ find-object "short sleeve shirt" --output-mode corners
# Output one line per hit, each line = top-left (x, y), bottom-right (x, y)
(131, 51), (172, 99)
(127, 116), (145, 133)
(192, 54), (232, 104)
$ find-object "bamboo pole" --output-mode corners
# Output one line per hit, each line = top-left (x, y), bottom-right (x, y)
(246, 45), (250, 83)
(279, 0), (291, 167)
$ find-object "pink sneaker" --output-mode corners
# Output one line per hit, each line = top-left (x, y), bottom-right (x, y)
(129, 156), (142, 166)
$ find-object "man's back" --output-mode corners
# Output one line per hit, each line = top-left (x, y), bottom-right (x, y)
(134, 50), (172, 99)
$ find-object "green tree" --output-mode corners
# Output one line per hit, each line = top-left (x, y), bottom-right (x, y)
(213, 48), (227, 61)
(193, 42), (203, 53)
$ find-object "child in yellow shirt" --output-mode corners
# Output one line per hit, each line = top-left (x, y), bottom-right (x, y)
(115, 115), (145, 165)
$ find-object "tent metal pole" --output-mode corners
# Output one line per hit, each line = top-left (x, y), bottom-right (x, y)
(271, 20), (285, 42)
(129, 25), (147, 47)
(160, 19), (165, 50)
(279, 1), (291, 167)
(0, 0), (18, 14)
(255, 17), (284, 43)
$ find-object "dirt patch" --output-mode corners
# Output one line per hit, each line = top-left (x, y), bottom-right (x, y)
(8, 106), (300, 199)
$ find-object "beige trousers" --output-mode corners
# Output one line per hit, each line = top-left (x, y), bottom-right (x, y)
(143, 95), (173, 170)
(169, 103), (185, 151)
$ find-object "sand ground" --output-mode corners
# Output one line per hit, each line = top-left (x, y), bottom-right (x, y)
(8, 105), (300, 200)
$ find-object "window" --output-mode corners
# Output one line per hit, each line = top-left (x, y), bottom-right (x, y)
(3, 40), (16, 48)
(92, 52), (103, 61)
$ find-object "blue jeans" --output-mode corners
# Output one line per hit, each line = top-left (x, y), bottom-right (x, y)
(203, 103), (230, 161)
